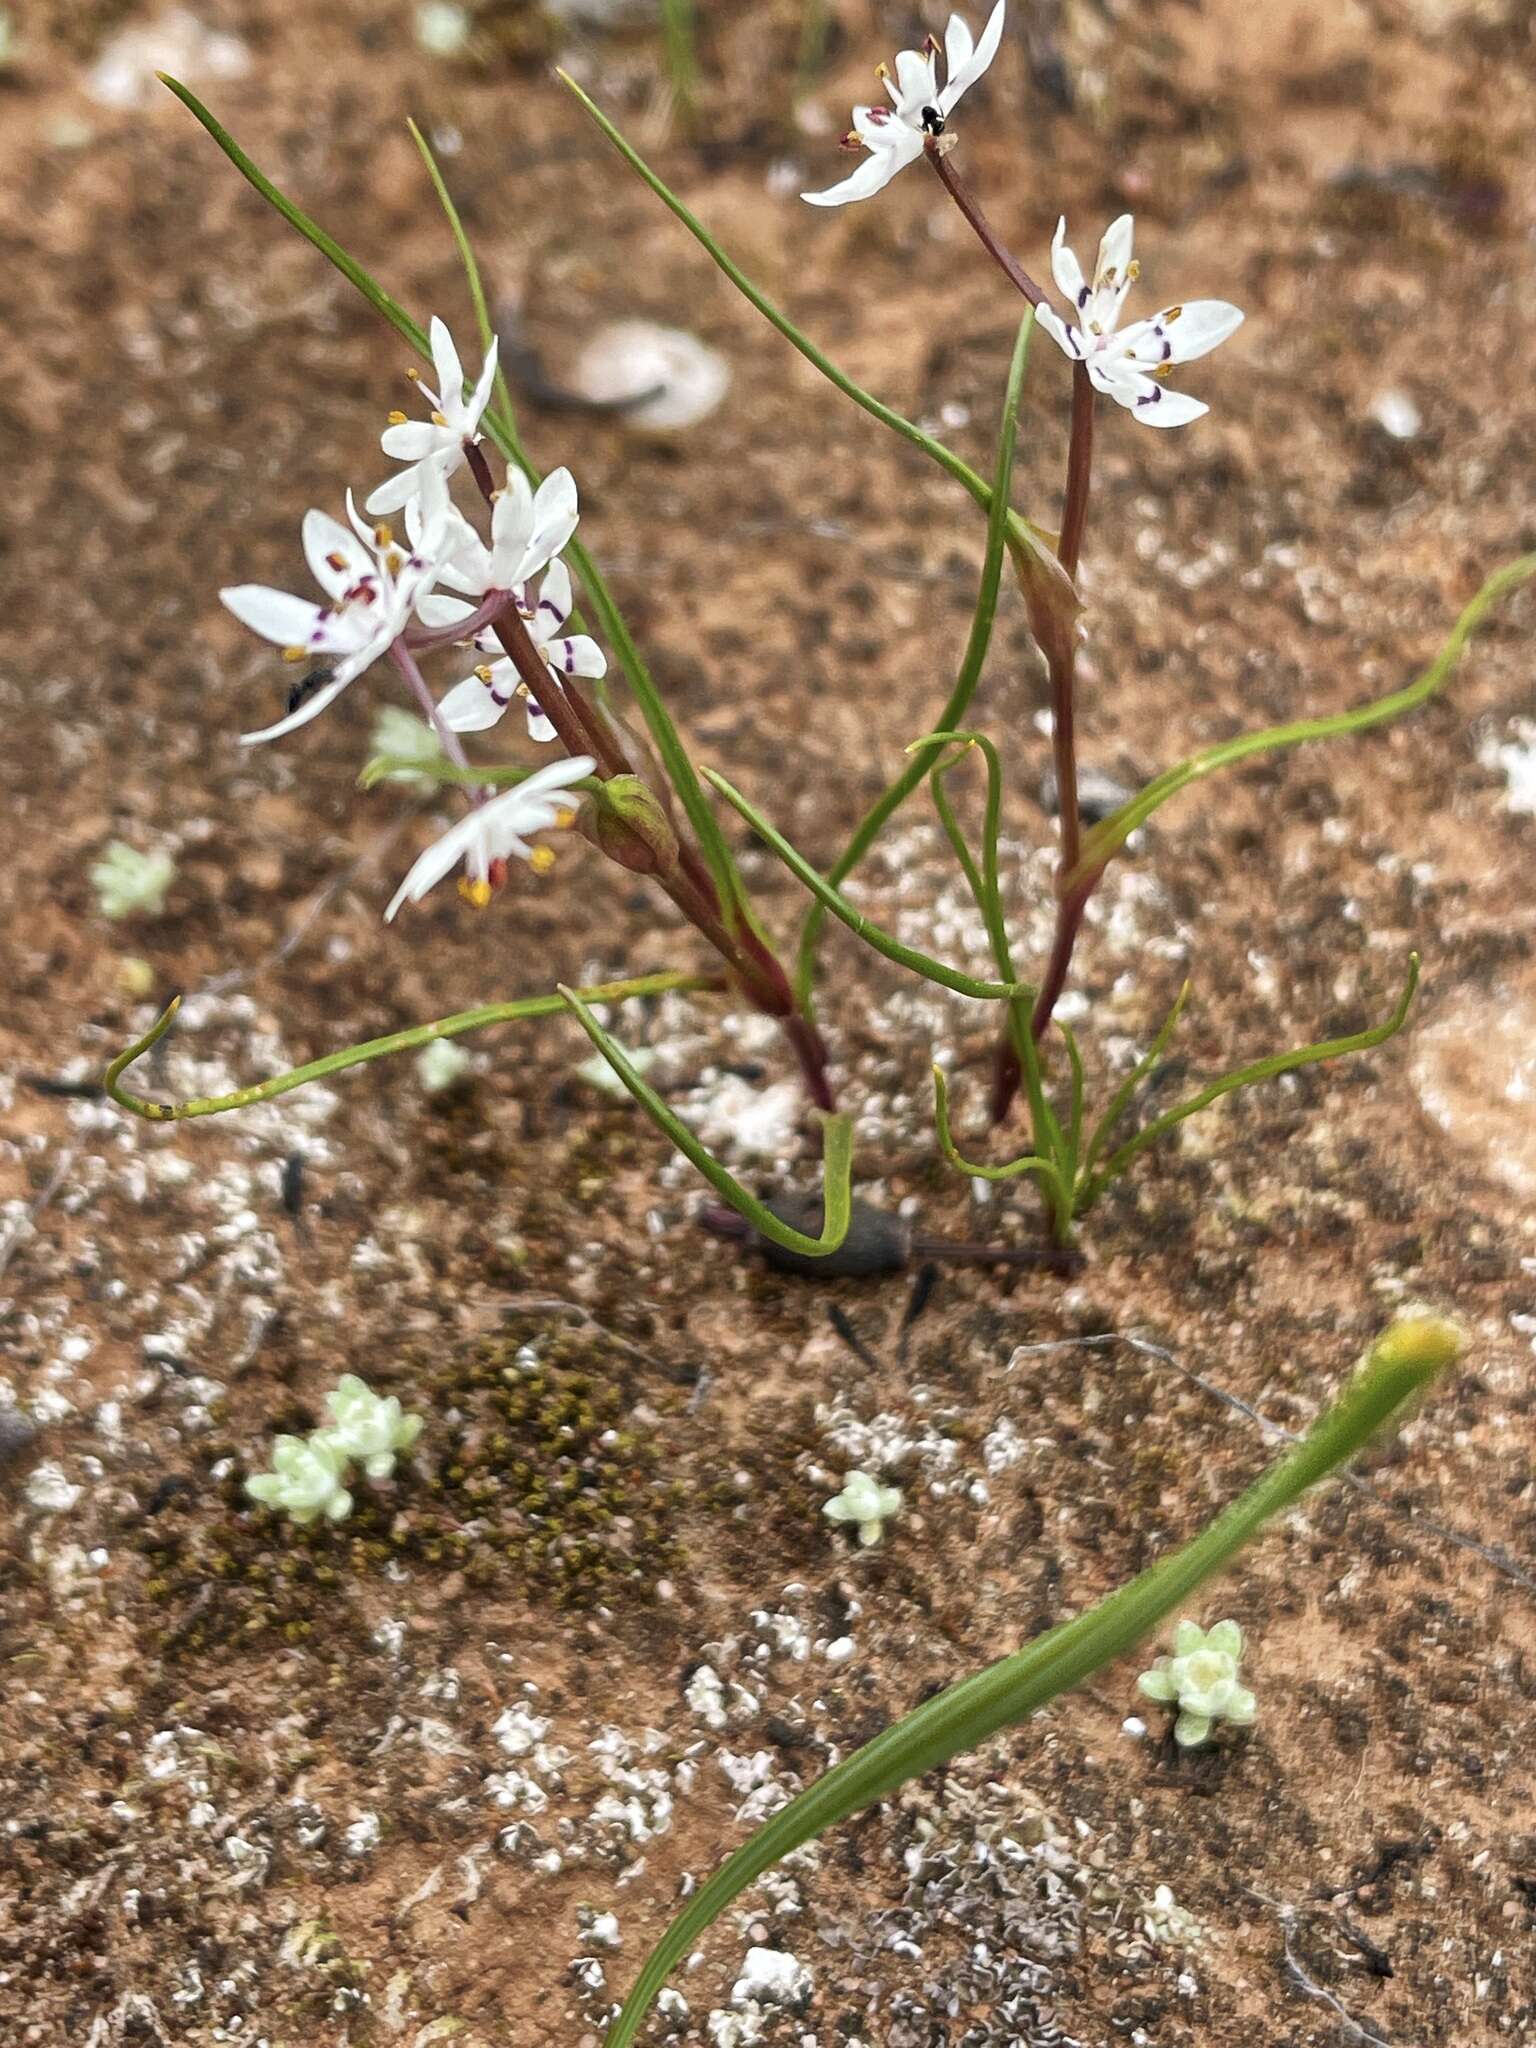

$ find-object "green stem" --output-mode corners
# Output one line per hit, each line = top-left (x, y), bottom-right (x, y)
(705, 769), (1031, 1002)
(603, 1315), (1462, 2045)
(1077, 955), (1420, 1212)
(104, 974), (715, 1122)
(794, 310), (1034, 999)
(559, 72), (1037, 544)
(558, 987), (854, 1258)
(1069, 556), (1536, 891)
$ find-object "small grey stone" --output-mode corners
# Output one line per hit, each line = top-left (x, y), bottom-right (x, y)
(0, 1408), (38, 1470)
(1038, 767), (1135, 823)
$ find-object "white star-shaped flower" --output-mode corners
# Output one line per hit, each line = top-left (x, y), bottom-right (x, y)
(385, 752), (596, 920)
(414, 463), (581, 603)
(431, 558), (607, 744)
(802, 1), (1006, 208)
(366, 315), (500, 517)
(1036, 214), (1243, 428)
(221, 469), (452, 745)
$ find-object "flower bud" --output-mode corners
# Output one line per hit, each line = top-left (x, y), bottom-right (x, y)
(1008, 517), (1082, 672)
(578, 774), (680, 878)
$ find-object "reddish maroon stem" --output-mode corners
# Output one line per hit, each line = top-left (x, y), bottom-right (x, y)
(925, 143), (1105, 1125)
(924, 141), (1046, 307)
(460, 432), (833, 1105)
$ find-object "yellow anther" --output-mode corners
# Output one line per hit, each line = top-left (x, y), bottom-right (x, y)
(326, 551), (348, 572)
(458, 876), (493, 908)
(530, 846), (557, 875)
(1127, 259), (1142, 283)
(430, 410), (448, 428)
(1153, 363), (1172, 380)
(387, 409), (408, 425)
(282, 645), (308, 664)
(474, 664), (494, 684)
(374, 523), (394, 548)
(553, 807), (577, 830)
(1164, 302), (1183, 321)
(875, 60), (890, 79)
(405, 366), (422, 382)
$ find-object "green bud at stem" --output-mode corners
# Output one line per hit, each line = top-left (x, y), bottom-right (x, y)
(579, 774), (681, 878)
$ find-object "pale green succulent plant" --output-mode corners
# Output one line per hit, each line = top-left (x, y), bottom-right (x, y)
(823, 1470), (902, 1547)
(316, 1374), (425, 1480)
(90, 841), (176, 920)
(245, 1434), (353, 1525)
(246, 1377), (424, 1525)
(1137, 1618), (1256, 1747)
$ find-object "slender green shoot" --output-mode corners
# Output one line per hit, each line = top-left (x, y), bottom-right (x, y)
(795, 309), (1034, 998)
(924, 726), (1072, 1232)
(705, 770), (1030, 1002)
(1077, 954), (1421, 1212)
(559, 70), (1033, 537)
(1070, 556), (1536, 891)
(602, 1314), (1463, 2045)
(104, 975), (714, 1122)
(1079, 980), (1191, 1180)
(932, 1064), (1067, 1210)
(558, 987), (854, 1257)
(659, 0), (699, 122)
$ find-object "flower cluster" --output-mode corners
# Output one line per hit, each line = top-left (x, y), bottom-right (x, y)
(1137, 1618), (1257, 1747)
(245, 1374), (424, 1526)
(220, 315), (601, 911)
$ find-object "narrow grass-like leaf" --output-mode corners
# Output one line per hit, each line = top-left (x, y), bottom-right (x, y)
(603, 1315), (1462, 2044)
(932, 1063), (1066, 1205)
(1068, 556), (1536, 891)
(795, 311), (1034, 998)
(705, 770), (1029, 1001)
(1079, 980), (1191, 1181)
(560, 70), (1034, 535)
(104, 974), (716, 1122)
(558, 986), (854, 1257)
(1077, 955), (1420, 1211)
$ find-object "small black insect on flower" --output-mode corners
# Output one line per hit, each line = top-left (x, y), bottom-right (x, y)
(286, 664), (336, 717)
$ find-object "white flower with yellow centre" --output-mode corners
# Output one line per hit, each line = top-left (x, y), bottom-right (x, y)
(384, 753), (596, 919)
(1036, 215), (1243, 428)
(802, 2), (1006, 209)
(221, 469), (452, 745)
(367, 315), (500, 517)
